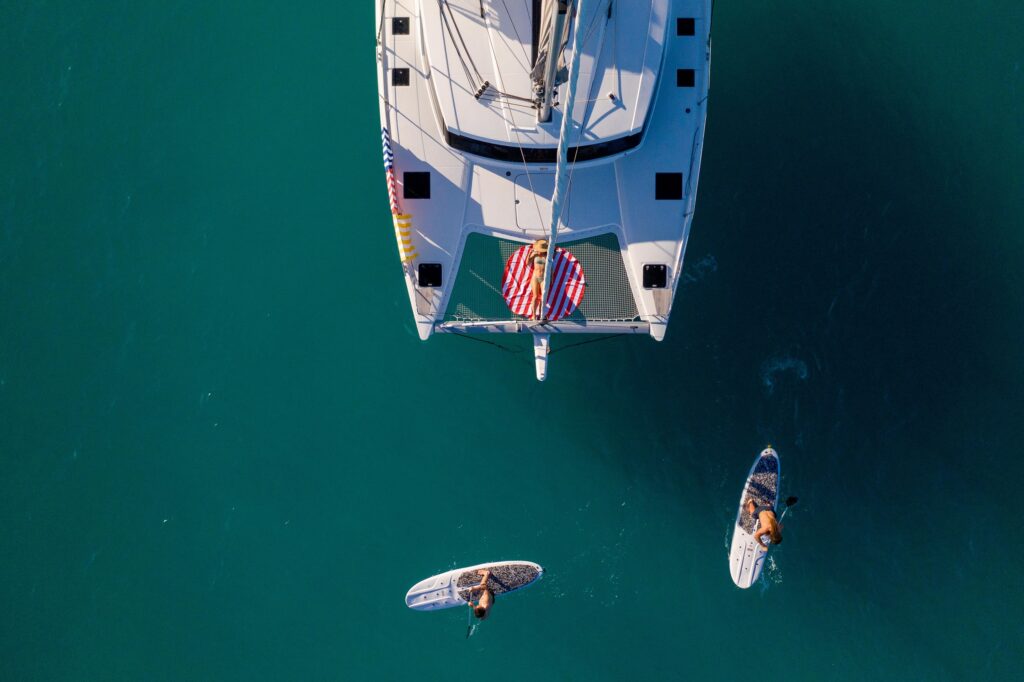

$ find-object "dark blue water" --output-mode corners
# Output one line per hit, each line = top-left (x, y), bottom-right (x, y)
(1, 1), (1022, 679)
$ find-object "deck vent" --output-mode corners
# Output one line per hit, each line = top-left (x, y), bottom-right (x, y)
(392, 17), (410, 35)
(677, 18), (695, 36)
(643, 264), (668, 289)
(392, 68), (410, 86)
(403, 172), (431, 199)
(418, 263), (442, 288)
(676, 69), (696, 87)
(655, 172), (683, 200)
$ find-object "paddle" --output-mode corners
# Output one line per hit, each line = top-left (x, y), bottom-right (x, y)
(466, 604), (476, 639)
(465, 584), (479, 639)
(778, 496), (799, 521)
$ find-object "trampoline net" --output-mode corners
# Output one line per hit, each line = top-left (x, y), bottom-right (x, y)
(445, 232), (640, 322)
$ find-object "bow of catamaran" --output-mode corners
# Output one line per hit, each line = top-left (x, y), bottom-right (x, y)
(375, 0), (713, 380)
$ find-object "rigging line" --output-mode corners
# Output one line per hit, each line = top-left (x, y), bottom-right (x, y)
(510, 125), (547, 231)
(377, 1), (394, 117)
(483, 6), (547, 230)
(552, 0), (608, 233)
(442, 0), (485, 82)
(548, 0), (598, 242)
(480, 91), (536, 104)
(539, 0), (589, 321)
(443, 1), (535, 104)
(473, 15), (538, 104)
(448, 329), (526, 354)
(496, 0), (534, 73)
(442, 3), (540, 105)
(377, 0), (387, 45)
(548, 333), (629, 355)
(439, 2), (480, 89)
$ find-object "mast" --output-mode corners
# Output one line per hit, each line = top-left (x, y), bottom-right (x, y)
(538, 0), (589, 323)
(532, 0), (592, 381)
(533, 0), (569, 123)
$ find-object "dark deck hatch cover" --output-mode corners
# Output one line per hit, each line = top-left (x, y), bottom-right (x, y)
(403, 172), (431, 199)
(643, 264), (668, 289)
(655, 172), (683, 200)
(677, 18), (695, 36)
(418, 263), (442, 288)
(392, 68), (410, 86)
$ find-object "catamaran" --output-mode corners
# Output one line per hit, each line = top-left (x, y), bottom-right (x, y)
(375, 0), (713, 380)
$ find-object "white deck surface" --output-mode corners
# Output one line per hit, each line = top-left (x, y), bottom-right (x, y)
(376, 0), (713, 341)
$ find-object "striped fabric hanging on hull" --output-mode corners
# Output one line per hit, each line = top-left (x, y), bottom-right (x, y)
(382, 126), (415, 261)
(393, 213), (417, 262)
(381, 127), (401, 215)
(502, 246), (586, 320)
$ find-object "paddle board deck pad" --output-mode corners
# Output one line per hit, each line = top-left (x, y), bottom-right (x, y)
(729, 447), (780, 589)
(405, 561), (543, 611)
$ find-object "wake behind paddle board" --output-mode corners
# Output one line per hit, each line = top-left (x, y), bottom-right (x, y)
(405, 561), (543, 611)
(729, 447), (780, 589)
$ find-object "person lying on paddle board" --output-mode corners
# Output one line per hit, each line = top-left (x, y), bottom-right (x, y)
(467, 569), (494, 620)
(745, 499), (783, 549)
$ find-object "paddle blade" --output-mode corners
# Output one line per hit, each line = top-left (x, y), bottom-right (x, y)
(785, 496), (799, 507)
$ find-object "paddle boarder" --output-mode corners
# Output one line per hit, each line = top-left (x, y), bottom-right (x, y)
(466, 569), (494, 620)
(745, 499), (783, 549)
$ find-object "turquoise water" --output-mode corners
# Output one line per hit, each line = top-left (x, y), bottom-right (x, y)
(2, 1), (1022, 679)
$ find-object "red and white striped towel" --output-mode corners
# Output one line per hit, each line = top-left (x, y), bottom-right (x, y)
(502, 246), (586, 320)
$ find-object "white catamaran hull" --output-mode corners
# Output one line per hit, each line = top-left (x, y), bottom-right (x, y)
(375, 1), (713, 378)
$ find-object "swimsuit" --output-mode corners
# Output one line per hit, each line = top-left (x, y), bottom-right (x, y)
(532, 255), (546, 283)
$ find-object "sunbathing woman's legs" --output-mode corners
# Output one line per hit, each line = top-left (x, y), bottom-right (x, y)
(530, 277), (542, 319)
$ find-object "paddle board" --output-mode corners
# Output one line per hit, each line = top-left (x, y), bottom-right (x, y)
(405, 561), (543, 611)
(729, 447), (780, 589)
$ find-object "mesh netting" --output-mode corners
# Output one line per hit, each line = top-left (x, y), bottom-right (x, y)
(445, 232), (639, 322)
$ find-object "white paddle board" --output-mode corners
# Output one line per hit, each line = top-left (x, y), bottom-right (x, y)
(405, 560), (543, 611)
(729, 447), (780, 589)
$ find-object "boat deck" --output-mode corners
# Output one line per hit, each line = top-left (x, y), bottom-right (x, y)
(445, 232), (640, 323)
(375, 0), (714, 341)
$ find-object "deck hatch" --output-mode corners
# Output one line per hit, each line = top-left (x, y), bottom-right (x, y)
(403, 172), (431, 199)
(677, 18), (695, 36)
(418, 263), (443, 288)
(655, 173), (684, 200)
(392, 68), (410, 86)
(676, 69), (696, 87)
(643, 264), (668, 289)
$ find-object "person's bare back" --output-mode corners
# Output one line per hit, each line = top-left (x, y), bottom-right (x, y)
(745, 500), (783, 549)
(467, 569), (494, 619)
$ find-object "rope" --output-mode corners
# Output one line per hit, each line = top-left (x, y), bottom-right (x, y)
(450, 330), (630, 356)
(554, 2), (608, 231)
(439, 2), (481, 89)
(497, 0), (534, 73)
(541, 0), (590, 318)
(478, 4), (547, 230)
(376, 0), (387, 45)
(448, 330), (527, 354)
(549, 333), (629, 355)
(441, 0), (485, 83)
